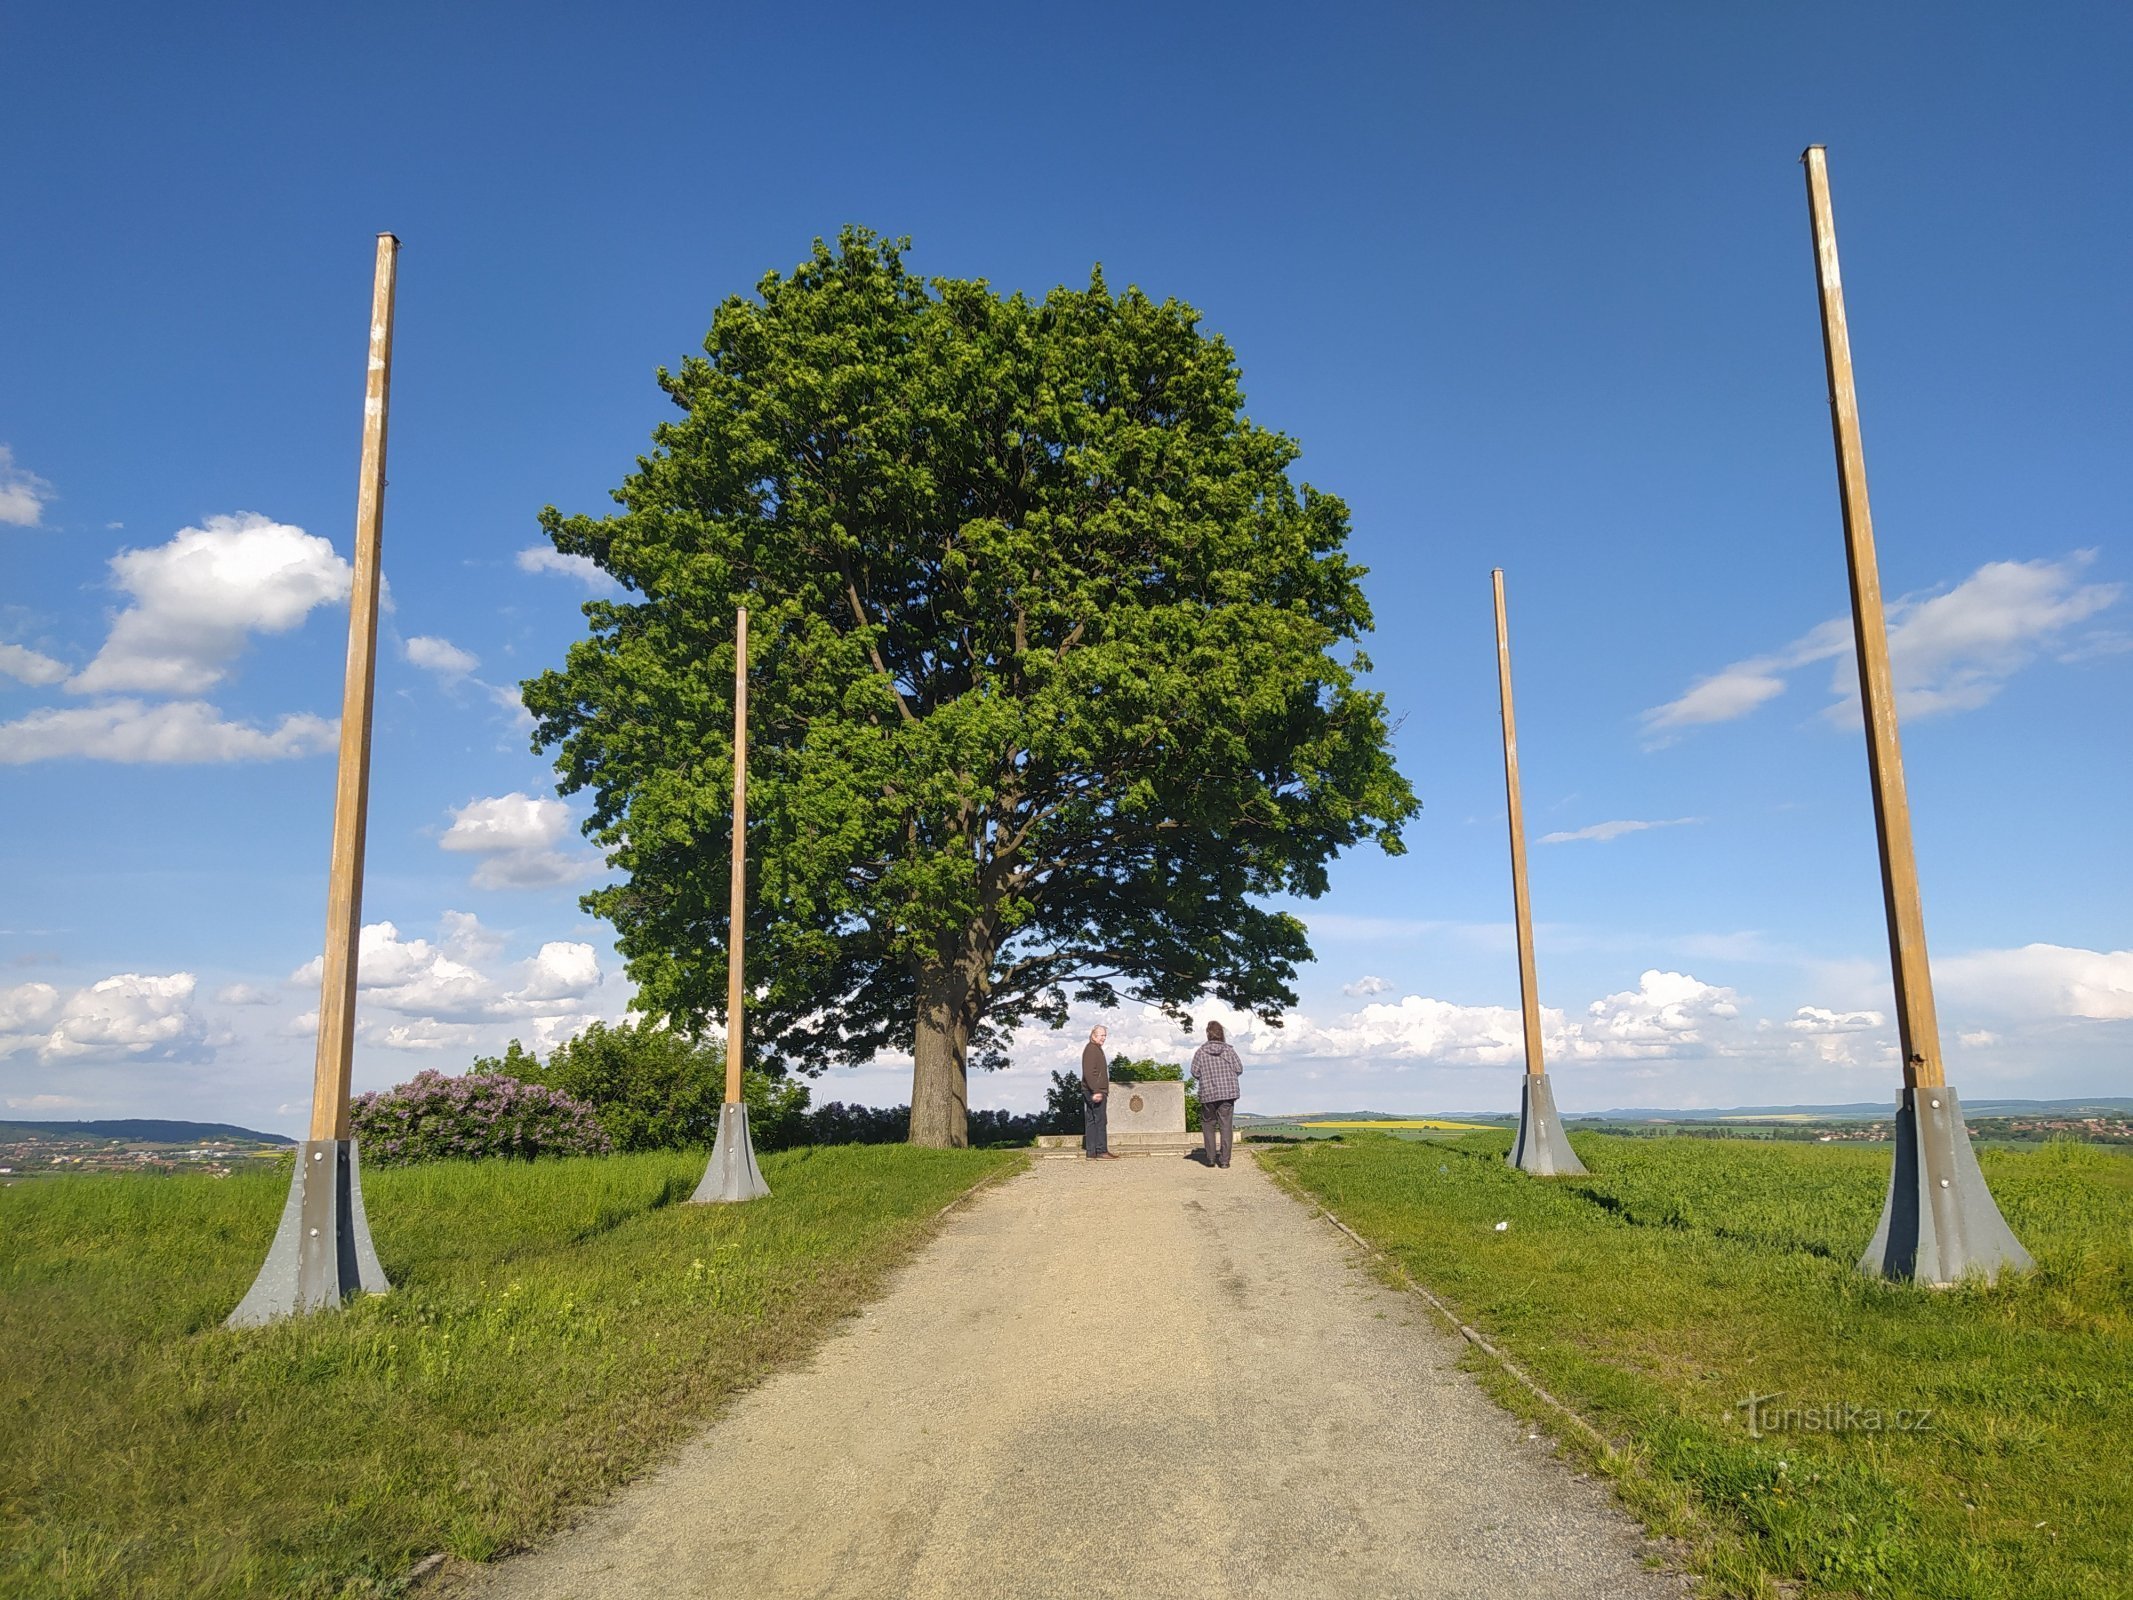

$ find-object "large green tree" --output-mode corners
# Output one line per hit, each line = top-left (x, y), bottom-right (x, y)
(526, 230), (1416, 1147)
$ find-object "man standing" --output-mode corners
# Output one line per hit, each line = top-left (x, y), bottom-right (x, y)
(1081, 1025), (1117, 1159)
(1191, 1021), (1244, 1169)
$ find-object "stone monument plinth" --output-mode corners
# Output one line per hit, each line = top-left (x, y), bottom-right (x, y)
(1034, 1075), (1196, 1156)
(1109, 1078), (1185, 1135)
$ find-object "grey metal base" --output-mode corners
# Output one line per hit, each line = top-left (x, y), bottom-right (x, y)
(1860, 1085), (2033, 1285)
(1508, 1073), (1588, 1177)
(227, 1139), (390, 1327)
(691, 1102), (770, 1204)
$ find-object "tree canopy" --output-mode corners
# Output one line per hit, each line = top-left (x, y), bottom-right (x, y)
(525, 229), (1416, 1146)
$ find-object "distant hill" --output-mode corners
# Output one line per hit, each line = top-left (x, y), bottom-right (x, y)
(1242, 1098), (2133, 1125)
(0, 1119), (295, 1146)
(1577, 1098), (2133, 1122)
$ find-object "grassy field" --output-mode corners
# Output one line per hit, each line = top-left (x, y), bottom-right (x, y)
(0, 1144), (1021, 1600)
(1263, 1131), (2132, 1599)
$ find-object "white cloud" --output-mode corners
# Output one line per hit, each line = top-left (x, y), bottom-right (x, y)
(0, 446), (55, 527)
(1642, 556), (2120, 742)
(293, 921), (443, 989)
(948, 950), (2125, 1117)
(442, 793), (569, 852)
(1561, 970), (1741, 1060)
(1047, 968), (1742, 1075)
(1341, 974), (1391, 997)
(70, 514), (350, 695)
(405, 634), (478, 681)
(1785, 1005), (1885, 1034)
(511, 942), (602, 1004)
(1870, 556), (2122, 718)
(1290, 995), (1530, 1064)
(291, 920), (605, 1027)
(439, 909), (504, 961)
(440, 792), (590, 889)
(1641, 619), (1850, 742)
(357, 925), (500, 1022)
(481, 679), (533, 730)
(1540, 817), (1700, 845)
(0, 699), (337, 763)
(360, 1017), (475, 1052)
(0, 982), (63, 1058)
(1774, 1004), (1891, 1066)
(212, 983), (274, 1006)
(0, 642), (68, 686)
(1937, 943), (2133, 1022)
(1643, 668), (1789, 734)
(517, 545), (614, 589)
(5, 1093), (89, 1111)
(1, 973), (207, 1063)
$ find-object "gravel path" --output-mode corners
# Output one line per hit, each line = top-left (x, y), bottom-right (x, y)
(457, 1154), (1681, 1599)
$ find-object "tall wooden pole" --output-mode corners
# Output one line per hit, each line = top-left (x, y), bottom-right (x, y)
(1493, 570), (1547, 1079)
(1803, 148), (2027, 1281)
(724, 606), (749, 1105)
(309, 233), (398, 1141)
(689, 606), (769, 1200)
(230, 235), (400, 1321)
(1802, 147), (1944, 1092)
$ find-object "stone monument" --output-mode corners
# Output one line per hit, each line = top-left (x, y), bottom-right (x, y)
(1034, 1076), (1196, 1156)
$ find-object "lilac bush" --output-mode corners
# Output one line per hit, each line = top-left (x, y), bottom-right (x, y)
(351, 1069), (612, 1166)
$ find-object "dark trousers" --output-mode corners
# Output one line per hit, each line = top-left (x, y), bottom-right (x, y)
(1202, 1099), (1236, 1167)
(1083, 1089), (1109, 1156)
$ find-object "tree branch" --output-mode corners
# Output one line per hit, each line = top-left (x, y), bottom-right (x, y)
(840, 566), (919, 725)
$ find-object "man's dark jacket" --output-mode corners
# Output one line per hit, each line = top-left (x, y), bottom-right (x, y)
(1080, 1040), (1108, 1095)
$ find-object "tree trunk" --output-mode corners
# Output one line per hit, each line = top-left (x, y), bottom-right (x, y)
(908, 964), (971, 1148)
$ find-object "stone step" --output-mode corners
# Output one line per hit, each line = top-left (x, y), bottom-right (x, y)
(1032, 1133), (1202, 1157)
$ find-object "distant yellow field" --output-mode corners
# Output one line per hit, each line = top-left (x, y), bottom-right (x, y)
(1296, 1119), (1495, 1131)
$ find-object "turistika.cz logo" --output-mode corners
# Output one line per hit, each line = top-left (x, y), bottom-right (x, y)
(1735, 1391), (1934, 1439)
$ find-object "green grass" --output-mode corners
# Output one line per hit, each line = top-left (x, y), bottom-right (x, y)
(1262, 1132), (2133, 1600)
(0, 1144), (1021, 1600)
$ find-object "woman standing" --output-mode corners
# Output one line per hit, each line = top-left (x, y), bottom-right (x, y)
(1191, 1021), (1244, 1169)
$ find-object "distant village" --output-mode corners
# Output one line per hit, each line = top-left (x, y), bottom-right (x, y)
(0, 1130), (292, 1182)
(1805, 1113), (2133, 1146)
(1572, 1112), (2133, 1146)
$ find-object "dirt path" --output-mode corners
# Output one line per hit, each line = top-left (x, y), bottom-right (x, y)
(458, 1154), (1680, 1598)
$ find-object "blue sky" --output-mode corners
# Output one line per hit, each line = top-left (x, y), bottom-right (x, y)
(4, 2), (2128, 1129)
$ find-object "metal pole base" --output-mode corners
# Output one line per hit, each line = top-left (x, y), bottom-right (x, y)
(227, 1139), (390, 1327)
(1860, 1085), (2033, 1285)
(1508, 1073), (1588, 1177)
(691, 1102), (771, 1204)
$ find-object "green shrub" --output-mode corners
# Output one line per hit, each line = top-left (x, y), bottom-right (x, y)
(478, 1025), (1057, 1149)
(478, 1020), (810, 1153)
(350, 1070), (611, 1166)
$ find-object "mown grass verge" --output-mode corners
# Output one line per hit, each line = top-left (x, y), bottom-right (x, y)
(0, 1143), (1022, 1599)
(1261, 1132), (2132, 1600)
